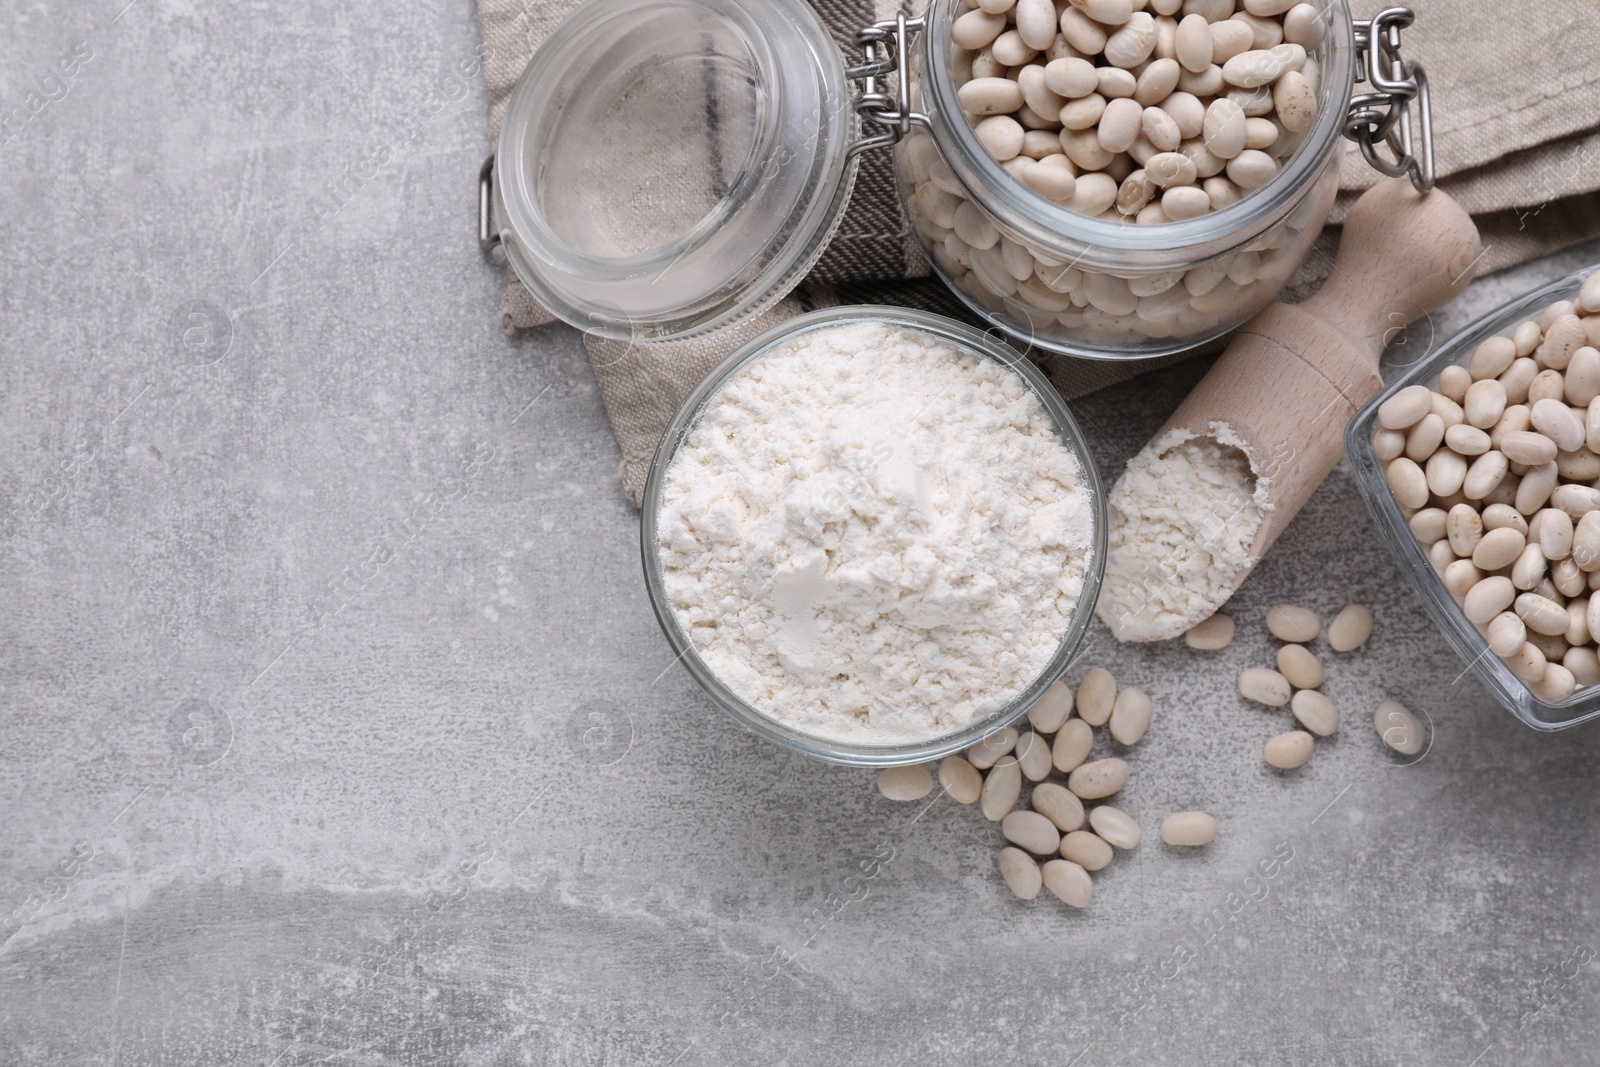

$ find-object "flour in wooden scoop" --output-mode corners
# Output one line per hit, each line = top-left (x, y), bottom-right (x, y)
(1096, 424), (1272, 642)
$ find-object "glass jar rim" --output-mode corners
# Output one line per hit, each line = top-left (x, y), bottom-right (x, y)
(921, 0), (1357, 273)
(638, 305), (1108, 765)
(495, 0), (857, 341)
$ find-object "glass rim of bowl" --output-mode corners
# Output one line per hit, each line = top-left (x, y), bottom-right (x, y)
(1345, 264), (1600, 731)
(638, 305), (1109, 765)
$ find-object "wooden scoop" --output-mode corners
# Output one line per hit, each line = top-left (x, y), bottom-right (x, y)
(1112, 177), (1481, 639)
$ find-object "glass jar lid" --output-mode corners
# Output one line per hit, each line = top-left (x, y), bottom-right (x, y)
(495, 0), (858, 341)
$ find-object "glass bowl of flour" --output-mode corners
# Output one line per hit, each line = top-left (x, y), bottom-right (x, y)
(641, 307), (1106, 765)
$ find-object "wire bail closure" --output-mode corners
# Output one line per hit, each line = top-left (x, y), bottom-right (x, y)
(1346, 6), (1434, 192)
(846, 12), (928, 158)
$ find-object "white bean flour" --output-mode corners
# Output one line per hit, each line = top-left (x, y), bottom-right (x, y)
(1096, 425), (1272, 642)
(657, 320), (1095, 744)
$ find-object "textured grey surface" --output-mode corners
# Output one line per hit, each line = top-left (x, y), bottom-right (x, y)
(5, 2), (1600, 1065)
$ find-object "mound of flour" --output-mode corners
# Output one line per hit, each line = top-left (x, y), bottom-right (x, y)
(657, 321), (1095, 744)
(1095, 425), (1271, 642)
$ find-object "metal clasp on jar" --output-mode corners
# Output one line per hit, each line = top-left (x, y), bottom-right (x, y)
(845, 11), (928, 157)
(1347, 6), (1433, 191)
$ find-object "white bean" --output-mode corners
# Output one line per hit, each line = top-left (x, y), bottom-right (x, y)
(1487, 611), (1527, 657)
(1162, 90), (1206, 137)
(1328, 604), (1373, 651)
(1464, 575), (1516, 624)
(1281, 3), (1324, 47)
(1221, 47), (1287, 88)
(1264, 730), (1314, 769)
(1142, 105), (1183, 150)
(1291, 689), (1340, 736)
(1052, 718), (1094, 773)
(1499, 429), (1558, 465)
(1185, 612), (1235, 649)
(1077, 0), (1135, 25)
(1145, 150), (1199, 186)
(1532, 663), (1577, 702)
(1446, 503), (1483, 557)
(1109, 687), (1153, 744)
(1574, 511), (1600, 570)
(1374, 700), (1426, 755)
(1541, 314), (1586, 370)
(1471, 335), (1517, 380)
(1022, 160), (1078, 201)
(1238, 667), (1291, 706)
(1060, 8), (1109, 52)
(1135, 57), (1182, 104)
(1515, 592), (1569, 636)
(1225, 147), (1276, 188)
(953, 200), (1000, 249)
(1472, 527), (1526, 571)
(998, 846), (1043, 899)
(1426, 449), (1467, 498)
(1076, 667), (1116, 725)
(878, 764), (934, 800)
(1045, 56), (1100, 98)
(1443, 560), (1483, 600)
(1272, 70), (1314, 132)
(1060, 829), (1114, 870)
(1463, 378), (1508, 429)
(959, 77), (1025, 115)
(980, 755), (1023, 820)
(967, 725), (1018, 769)
(1015, 0), (1059, 49)
(1176, 13), (1214, 72)
(991, 29), (1038, 67)
(938, 756), (984, 804)
(1266, 603), (1320, 642)
(1531, 398), (1585, 451)
(1089, 805), (1143, 849)
(1041, 858), (1093, 907)
(1031, 781), (1086, 832)
(1013, 730), (1052, 780)
(1027, 679), (1074, 733)
(1202, 96), (1247, 159)
(1067, 757), (1130, 799)
(1512, 544), (1548, 592)
(975, 114), (1026, 160)
(1003, 809), (1063, 854)
(1462, 451), (1509, 501)
(1444, 423), (1492, 456)
(1104, 12), (1157, 68)
(1161, 185), (1211, 219)
(1098, 96), (1145, 152)
(1210, 19), (1255, 63)
(1373, 428), (1405, 461)
(1277, 643), (1323, 689)
(1159, 811), (1218, 846)
(952, 9), (1008, 50)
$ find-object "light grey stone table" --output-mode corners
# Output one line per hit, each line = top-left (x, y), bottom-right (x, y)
(4, 2), (1600, 1065)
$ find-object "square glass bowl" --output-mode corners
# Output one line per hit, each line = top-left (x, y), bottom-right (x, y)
(639, 306), (1107, 765)
(1346, 266), (1600, 730)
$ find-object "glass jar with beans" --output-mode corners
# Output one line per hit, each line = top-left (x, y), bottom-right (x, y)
(1350, 266), (1600, 732)
(484, 0), (1432, 358)
(890, 0), (1432, 358)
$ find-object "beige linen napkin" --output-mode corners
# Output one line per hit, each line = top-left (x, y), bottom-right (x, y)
(479, 0), (1600, 505)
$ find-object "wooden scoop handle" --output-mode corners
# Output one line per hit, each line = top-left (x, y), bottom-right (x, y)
(1162, 177), (1482, 562)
